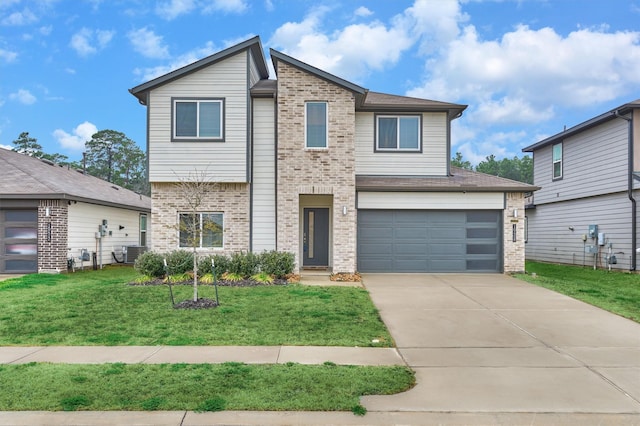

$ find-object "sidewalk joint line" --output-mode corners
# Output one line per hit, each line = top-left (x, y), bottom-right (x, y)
(140, 346), (164, 364)
(7, 347), (47, 365)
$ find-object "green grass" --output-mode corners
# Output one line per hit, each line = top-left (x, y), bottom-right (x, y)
(515, 261), (640, 322)
(0, 362), (415, 411)
(0, 267), (392, 347)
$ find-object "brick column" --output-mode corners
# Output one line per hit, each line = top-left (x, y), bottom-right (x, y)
(503, 192), (526, 273)
(38, 200), (68, 273)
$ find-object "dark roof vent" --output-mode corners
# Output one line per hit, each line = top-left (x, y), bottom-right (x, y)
(41, 158), (55, 166)
(111, 185), (120, 190)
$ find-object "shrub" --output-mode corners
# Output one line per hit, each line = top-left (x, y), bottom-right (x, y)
(228, 252), (259, 278)
(197, 254), (230, 277)
(165, 250), (194, 275)
(134, 251), (165, 278)
(259, 250), (295, 278)
(251, 272), (274, 284)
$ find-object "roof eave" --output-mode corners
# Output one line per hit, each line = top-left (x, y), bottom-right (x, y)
(0, 193), (151, 212)
(523, 101), (640, 152)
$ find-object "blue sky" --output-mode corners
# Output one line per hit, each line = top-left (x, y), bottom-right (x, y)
(1, 0), (640, 164)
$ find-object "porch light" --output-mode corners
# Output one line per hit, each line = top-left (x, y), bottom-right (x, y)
(342, 206), (347, 215)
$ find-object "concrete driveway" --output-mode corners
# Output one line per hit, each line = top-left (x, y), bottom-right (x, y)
(361, 273), (640, 414)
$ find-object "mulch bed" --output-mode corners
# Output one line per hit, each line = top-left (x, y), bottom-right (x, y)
(129, 278), (289, 287)
(173, 298), (220, 309)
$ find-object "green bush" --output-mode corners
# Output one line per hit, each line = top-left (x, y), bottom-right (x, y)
(259, 250), (295, 278)
(228, 251), (259, 278)
(134, 251), (165, 278)
(165, 250), (194, 275)
(197, 254), (229, 277)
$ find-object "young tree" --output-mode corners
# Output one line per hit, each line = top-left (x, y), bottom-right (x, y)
(174, 169), (220, 302)
(84, 130), (148, 194)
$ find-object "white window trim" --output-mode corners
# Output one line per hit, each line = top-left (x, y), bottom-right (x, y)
(304, 101), (328, 149)
(375, 114), (422, 152)
(552, 142), (563, 180)
(172, 98), (224, 141)
(178, 212), (224, 249)
(139, 214), (147, 247)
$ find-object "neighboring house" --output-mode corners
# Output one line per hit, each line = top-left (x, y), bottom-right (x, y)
(523, 100), (639, 271)
(130, 36), (536, 274)
(0, 148), (151, 274)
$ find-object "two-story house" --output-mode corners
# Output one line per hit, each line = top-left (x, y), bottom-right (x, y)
(523, 100), (640, 271)
(130, 36), (535, 274)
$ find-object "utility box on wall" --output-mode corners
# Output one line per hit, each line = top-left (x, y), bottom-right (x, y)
(588, 224), (598, 239)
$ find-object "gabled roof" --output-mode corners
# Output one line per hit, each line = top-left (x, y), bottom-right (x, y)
(523, 99), (640, 152)
(0, 148), (151, 211)
(129, 36), (269, 105)
(356, 167), (539, 193)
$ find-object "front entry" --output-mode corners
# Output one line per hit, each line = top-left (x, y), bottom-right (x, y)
(303, 208), (329, 267)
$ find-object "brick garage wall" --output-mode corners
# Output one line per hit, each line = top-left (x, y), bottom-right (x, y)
(38, 200), (68, 273)
(503, 192), (526, 273)
(275, 61), (357, 273)
(151, 182), (249, 254)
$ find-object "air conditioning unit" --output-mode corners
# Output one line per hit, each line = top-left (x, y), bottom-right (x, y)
(124, 246), (147, 264)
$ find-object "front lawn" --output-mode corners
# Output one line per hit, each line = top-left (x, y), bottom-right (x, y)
(515, 261), (640, 322)
(0, 267), (392, 347)
(0, 362), (414, 412)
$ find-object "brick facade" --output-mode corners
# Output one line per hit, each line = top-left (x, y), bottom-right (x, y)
(150, 182), (249, 254)
(38, 200), (68, 273)
(275, 61), (357, 273)
(503, 192), (526, 273)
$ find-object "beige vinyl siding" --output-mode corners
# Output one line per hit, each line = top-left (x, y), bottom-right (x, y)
(355, 111), (448, 176)
(358, 192), (504, 209)
(67, 202), (144, 266)
(525, 191), (638, 271)
(533, 118), (628, 205)
(148, 51), (249, 182)
(251, 98), (276, 251)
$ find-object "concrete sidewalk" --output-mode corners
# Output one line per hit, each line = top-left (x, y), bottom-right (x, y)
(0, 345), (402, 366)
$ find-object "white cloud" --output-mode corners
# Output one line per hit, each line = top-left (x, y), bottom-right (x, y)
(202, 0), (247, 14)
(9, 89), (36, 105)
(53, 121), (98, 151)
(1, 8), (37, 26)
(408, 24), (640, 126)
(0, 48), (17, 63)
(264, 0), (274, 12)
(70, 27), (115, 56)
(133, 41), (219, 81)
(156, 0), (196, 20)
(128, 27), (170, 59)
(269, 6), (414, 81)
(40, 25), (52, 35)
(354, 6), (373, 18)
(0, 144), (12, 151)
(65, 67), (76, 74)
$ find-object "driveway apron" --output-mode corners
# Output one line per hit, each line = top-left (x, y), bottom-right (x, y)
(361, 273), (640, 413)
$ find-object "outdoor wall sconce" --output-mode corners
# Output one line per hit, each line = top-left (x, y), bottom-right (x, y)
(513, 208), (518, 218)
(342, 206), (347, 215)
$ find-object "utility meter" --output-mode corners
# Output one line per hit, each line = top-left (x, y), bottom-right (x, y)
(588, 224), (598, 239)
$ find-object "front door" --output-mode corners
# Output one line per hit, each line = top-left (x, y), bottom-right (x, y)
(303, 208), (329, 267)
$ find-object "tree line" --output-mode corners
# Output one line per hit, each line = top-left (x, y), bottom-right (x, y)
(11, 130), (149, 195)
(452, 151), (533, 184)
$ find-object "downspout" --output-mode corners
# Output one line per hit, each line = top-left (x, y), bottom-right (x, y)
(614, 110), (636, 271)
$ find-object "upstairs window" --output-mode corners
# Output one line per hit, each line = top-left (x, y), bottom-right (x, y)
(305, 102), (327, 148)
(552, 142), (562, 179)
(173, 98), (224, 141)
(376, 115), (421, 151)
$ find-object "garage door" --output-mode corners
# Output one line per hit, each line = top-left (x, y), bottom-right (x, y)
(357, 210), (502, 272)
(0, 209), (38, 273)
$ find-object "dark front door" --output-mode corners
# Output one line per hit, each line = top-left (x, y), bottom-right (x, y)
(303, 208), (329, 267)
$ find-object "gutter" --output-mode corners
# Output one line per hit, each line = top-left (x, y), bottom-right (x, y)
(614, 110), (636, 271)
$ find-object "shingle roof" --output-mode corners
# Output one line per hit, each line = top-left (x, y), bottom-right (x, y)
(356, 167), (539, 192)
(361, 91), (467, 117)
(0, 148), (151, 211)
